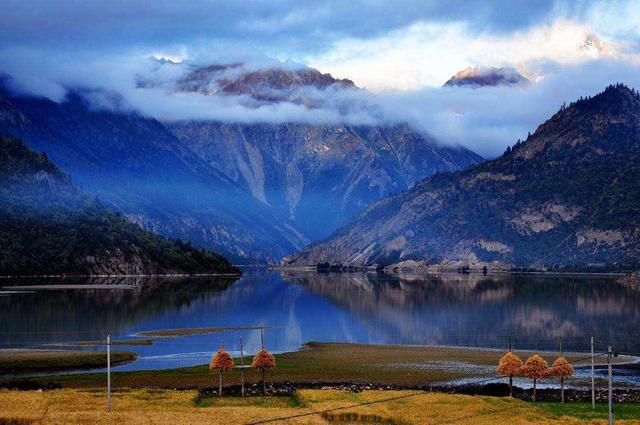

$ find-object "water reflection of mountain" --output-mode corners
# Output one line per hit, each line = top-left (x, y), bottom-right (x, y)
(280, 272), (640, 353)
(0, 276), (237, 346)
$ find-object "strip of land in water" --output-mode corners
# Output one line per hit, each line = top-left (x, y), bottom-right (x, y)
(47, 339), (155, 347)
(0, 349), (138, 374)
(43, 326), (269, 348)
(136, 326), (267, 337)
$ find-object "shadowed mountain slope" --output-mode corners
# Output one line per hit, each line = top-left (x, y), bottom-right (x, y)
(284, 84), (640, 271)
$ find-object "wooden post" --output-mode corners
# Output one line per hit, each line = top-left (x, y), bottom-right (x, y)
(509, 376), (513, 397)
(591, 336), (596, 410)
(508, 336), (513, 397)
(608, 346), (613, 425)
(240, 336), (245, 397)
(560, 339), (564, 404)
(107, 333), (111, 413)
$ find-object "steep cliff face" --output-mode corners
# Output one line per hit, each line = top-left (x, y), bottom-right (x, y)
(0, 135), (238, 276)
(167, 121), (482, 240)
(0, 86), (306, 263)
(284, 85), (640, 271)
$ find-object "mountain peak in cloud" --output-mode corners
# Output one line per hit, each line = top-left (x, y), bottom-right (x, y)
(443, 66), (530, 88)
(580, 33), (606, 58)
(174, 62), (357, 105)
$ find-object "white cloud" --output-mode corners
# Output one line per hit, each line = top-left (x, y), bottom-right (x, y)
(2, 1), (640, 161)
(309, 18), (636, 92)
(370, 59), (640, 157)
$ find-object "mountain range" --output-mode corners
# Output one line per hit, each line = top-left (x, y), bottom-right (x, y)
(0, 65), (482, 262)
(284, 84), (640, 271)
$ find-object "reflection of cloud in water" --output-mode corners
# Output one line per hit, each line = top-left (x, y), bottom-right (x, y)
(511, 306), (581, 339)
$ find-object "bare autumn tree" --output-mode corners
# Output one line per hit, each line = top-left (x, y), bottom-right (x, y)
(252, 349), (276, 395)
(210, 348), (234, 396)
(497, 351), (523, 397)
(547, 357), (574, 403)
(521, 355), (548, 401)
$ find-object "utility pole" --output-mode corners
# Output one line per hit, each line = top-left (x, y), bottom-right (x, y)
(107, 333), (111, 413)
(607, 345), (613, 425)
(591, 336), (595, 410)
(240, 336), (245, 397)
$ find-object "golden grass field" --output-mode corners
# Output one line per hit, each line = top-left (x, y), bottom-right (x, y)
(0, 388), (637, 425)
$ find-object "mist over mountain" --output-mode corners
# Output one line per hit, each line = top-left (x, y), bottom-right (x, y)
(284, 84), (640, 271)
(159, 62), (482, 240)
(0, 83), (308, 263)
(0, 64), (482, 262)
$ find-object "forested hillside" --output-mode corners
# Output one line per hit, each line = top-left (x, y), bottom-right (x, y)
(0, 136), (238, 276)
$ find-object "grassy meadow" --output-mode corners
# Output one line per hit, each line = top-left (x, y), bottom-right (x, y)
(1, 388), (638, 424)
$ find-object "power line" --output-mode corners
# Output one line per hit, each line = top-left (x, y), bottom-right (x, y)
(246, 391), (425, 425)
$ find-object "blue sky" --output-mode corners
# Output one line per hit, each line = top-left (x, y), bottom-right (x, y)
(1, 0), (639, 156)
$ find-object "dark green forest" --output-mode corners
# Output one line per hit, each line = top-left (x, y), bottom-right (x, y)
(0, 136), (239, 276)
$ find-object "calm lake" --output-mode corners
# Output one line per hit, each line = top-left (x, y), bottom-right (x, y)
(1, 268), (639, 374)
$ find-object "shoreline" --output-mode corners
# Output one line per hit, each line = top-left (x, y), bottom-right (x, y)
(0, 272), (242, 280)
(271, 265), (628, 277)
(1, 267), (631, 279)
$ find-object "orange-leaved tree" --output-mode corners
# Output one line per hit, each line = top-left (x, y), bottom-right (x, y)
(520, 354), (548, 401)
(252, 349), (276, 395)
(497, 351), (523, 397)
(547, 356), (574, 403)
(210, 348), (234, 396)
